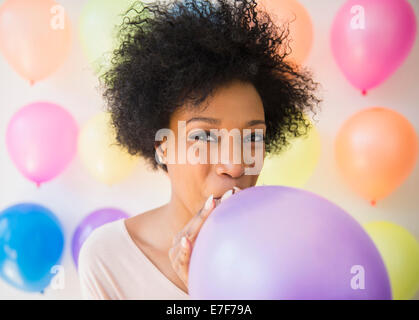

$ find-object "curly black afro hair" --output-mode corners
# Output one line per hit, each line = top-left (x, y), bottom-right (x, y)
(99, 0), (321, 172)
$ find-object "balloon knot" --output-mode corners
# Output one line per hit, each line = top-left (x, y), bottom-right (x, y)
(370, 200), (376, 206)
(362, 89), (367, 96)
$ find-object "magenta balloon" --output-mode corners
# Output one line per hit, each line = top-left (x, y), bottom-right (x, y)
(331, 0), (416, 93)
(189, 186), (392, 299)
(5, 101), (78, 186)
(72, 208), (129, 268)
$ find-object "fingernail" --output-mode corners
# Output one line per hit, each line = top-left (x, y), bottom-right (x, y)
(233, 186), (241, 193)
(205, 194), (214, 210)
(181, 236), (188, 248)
(221, 189), (233, 202)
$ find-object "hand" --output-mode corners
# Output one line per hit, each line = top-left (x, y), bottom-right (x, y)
(168, 187), (241, 288)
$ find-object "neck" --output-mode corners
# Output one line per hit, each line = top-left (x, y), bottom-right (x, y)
(159, 191), (195, 251)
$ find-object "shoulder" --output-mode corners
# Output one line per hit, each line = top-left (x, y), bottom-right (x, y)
(78, 219), (125, 266)
(77, 219), (127, 299)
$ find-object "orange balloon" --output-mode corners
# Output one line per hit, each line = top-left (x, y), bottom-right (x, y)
(335, 107), (418, 205)
(257, 0), (313, 65)
(0, 0), (72, 84)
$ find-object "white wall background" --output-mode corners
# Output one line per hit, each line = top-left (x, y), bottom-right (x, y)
(0, 0), (418, 299)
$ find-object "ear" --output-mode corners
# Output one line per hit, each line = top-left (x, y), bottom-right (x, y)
(154, 141), (167, 164)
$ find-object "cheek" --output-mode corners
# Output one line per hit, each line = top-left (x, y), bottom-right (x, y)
(167, 162), (211, 198)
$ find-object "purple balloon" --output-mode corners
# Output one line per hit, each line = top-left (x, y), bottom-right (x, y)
(72, 208), (129, 268)
(189, 186), (392, 299)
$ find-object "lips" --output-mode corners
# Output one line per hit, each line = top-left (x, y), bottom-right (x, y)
(211, 195), (225, 206)
(213, 193), (230, 200)
(213, 187), (241, 201)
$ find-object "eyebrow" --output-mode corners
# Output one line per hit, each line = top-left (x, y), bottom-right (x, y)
(186, 117), (266, 127)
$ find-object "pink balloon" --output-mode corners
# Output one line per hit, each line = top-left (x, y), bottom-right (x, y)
(6, 102), (78, 186)
(331, 0), (417, 94)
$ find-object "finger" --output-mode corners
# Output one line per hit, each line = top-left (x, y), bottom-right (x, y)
(168, 245), (178, 262)
(181, 194), (215, 241)
(174, 236), (191, 284)
(185, 189), (234, 243)
(171, 202), (212, 246)
(220, 188), (233, 201)
(233, 186), (242, 194)
(214, 188), (234, 206)
(169, 236), (189, 267)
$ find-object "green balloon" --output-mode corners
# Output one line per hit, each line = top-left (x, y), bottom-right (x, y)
(79, 0), (146, 74)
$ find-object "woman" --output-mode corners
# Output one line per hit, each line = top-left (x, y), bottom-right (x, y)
(77, 0), (320, 299)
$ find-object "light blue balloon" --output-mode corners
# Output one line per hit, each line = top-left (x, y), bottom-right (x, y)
(0, 203), (64, 293)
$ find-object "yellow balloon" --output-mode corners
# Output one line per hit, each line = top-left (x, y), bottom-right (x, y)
(256, 118), (321, 187)
(79, 0), (147, 74)
(364, 221), (419, 300)
(78, 112), (139, 185)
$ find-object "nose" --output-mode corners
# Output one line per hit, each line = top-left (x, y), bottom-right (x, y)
(215, 162), (245, 178)
(214, 135), (246, 179)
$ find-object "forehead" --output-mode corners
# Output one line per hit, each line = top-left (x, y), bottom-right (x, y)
(170, 81), (264, 127)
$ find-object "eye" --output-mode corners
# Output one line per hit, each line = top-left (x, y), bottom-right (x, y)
(188, 130), (218, 143)
(244, 132), (265, 143)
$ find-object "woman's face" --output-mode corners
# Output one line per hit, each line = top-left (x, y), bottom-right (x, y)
(160, 81), (266, 214)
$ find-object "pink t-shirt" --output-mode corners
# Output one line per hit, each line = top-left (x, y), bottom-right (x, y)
(77, 218), (190, 300)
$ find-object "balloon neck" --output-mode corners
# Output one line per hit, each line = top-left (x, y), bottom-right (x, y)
(361, 89), (367, 96)
(29, 80), (35, 86)
(370, 199), (376, 206)
(36, 182), (41, 188)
